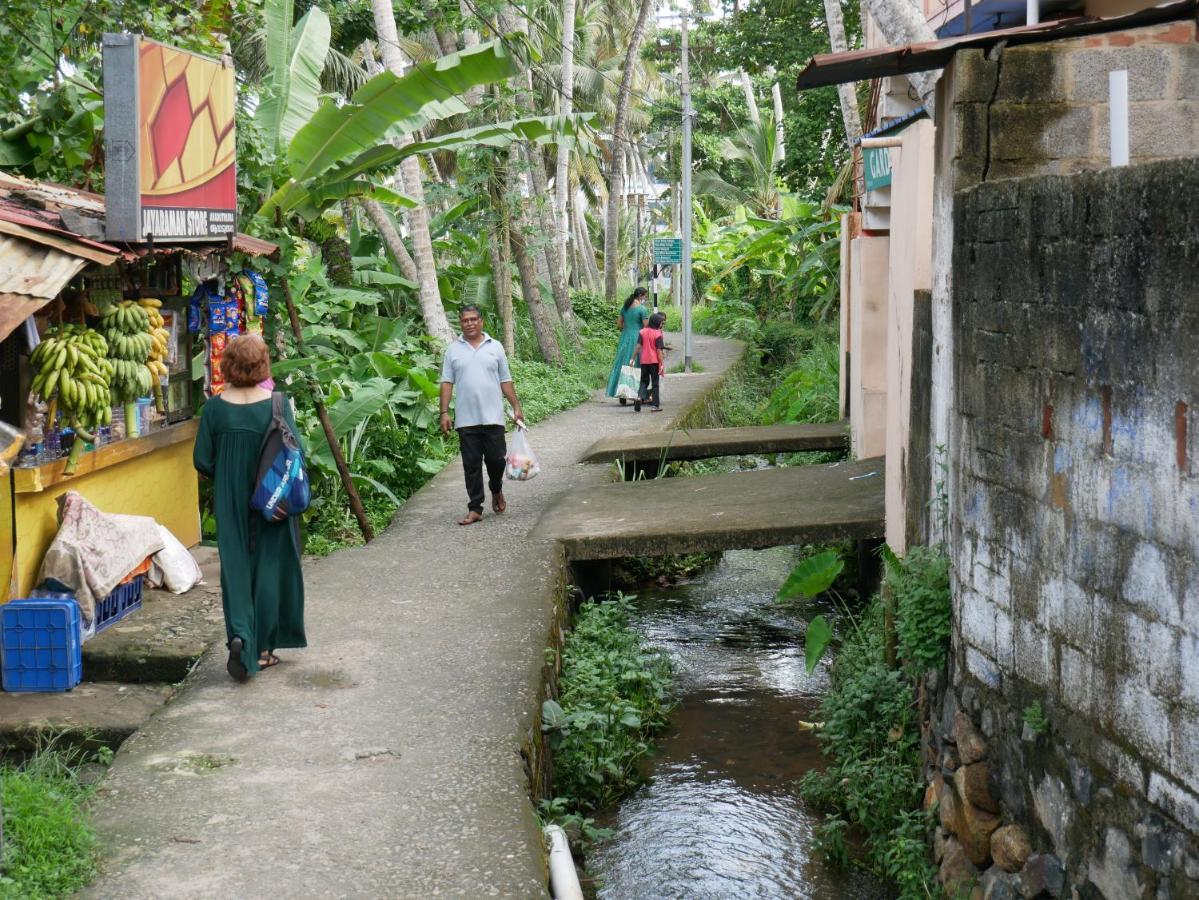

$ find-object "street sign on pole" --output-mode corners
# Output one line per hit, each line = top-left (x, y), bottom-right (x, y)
(653, 237), (682, 265)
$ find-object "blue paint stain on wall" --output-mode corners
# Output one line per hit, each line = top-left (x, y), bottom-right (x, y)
(1054, 445), (1072, 474)
(1105, 466), (1131, 518)
(1074, 394), (1103, 436)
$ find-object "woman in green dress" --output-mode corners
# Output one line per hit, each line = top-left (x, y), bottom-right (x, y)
(606, 287), (649, 404)
(193, 334), (306, 683)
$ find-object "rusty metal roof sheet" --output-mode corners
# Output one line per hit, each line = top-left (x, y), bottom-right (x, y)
(796, 0), (1198, 88)
(0, 173), (278, 342)
(0, 172), (278, 261)
(0, 236), (93, 299)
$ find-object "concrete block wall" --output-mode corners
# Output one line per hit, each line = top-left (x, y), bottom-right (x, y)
(949, 21), (1199, 189)
(948, 158), (1199, 895)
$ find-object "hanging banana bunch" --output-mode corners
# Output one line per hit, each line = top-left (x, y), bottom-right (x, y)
(101, 300), (154, 438)
(139, 298), (170, 413)
(28, 324), (113, 474)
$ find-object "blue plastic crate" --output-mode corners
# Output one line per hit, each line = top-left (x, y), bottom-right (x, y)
(1, 599), (83, 692)
(93, 576), (144, 635)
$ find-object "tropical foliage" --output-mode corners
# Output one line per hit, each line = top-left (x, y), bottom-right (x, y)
(541, 594), (674, 812)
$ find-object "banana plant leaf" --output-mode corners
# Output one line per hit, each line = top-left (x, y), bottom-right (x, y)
(294, 179), (416, 219)
(327, 383), (391, 436)
(256, 2), (331, 159)
(263, 113), (592, 218)
(354, 269), (417, 290)
(285, 41), (519, 183)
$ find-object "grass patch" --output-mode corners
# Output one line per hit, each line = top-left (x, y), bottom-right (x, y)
(0, 746), (103, 898)
(509, 335), (610, 425)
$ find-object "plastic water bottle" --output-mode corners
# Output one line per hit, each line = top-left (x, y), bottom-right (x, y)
(22, 423), (43, 466)
(43, 427), (61, 461)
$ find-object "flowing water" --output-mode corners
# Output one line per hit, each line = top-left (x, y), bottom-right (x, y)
(585, 547), (887, 900)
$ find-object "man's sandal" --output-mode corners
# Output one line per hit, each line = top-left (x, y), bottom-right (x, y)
(259, 652), (281, 670)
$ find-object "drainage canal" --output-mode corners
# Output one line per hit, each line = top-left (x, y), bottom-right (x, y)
(580, 546), (885, 899)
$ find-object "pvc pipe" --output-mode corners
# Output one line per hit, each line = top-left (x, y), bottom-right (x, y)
(1026, 0), (1039, 25)
(1110, 70), (1129, 167)
(545, 825), (585, 900)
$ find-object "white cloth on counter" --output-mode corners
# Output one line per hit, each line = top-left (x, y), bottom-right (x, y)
(36, 491), (164, 622)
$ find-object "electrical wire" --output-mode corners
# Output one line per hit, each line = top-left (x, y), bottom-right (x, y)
(504, 0), (669, 112)
(458, 0), (676, 119)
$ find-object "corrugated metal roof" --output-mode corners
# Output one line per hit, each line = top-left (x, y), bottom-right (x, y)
(0, 236), (91, 299)
(857, 106), (929, 144)
(796, 0), (1198, 88)
(0, 172), (279, 261)
(0, 174), (276, 343)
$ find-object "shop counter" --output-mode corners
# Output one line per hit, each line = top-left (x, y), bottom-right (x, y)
(3, 420), (201, 601)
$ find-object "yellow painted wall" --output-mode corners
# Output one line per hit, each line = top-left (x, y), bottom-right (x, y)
(5, 437), (199, 601)
(1, 475), (13, 601)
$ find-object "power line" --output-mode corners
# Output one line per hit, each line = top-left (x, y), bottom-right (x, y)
(458, 0), (673, 118)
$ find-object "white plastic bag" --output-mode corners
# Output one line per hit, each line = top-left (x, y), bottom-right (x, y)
(505, 428), (541, 481)
(147, 525), (203, 594)
(615, 365), (640, 400)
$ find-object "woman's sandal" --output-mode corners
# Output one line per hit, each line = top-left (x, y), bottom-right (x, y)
(227, 637), (249, 683)
(259, 652), (281, 670)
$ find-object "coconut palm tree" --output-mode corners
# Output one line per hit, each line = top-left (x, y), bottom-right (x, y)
(693, 114), (784, 220)
(602, 0), (655, 301)
(371, 0), (452, 344)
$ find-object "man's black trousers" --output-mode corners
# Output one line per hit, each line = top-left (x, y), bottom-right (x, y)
(458, 425), (506, 513)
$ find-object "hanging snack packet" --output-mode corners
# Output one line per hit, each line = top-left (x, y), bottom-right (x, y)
(242, 269), (270, 317)
(505, 427), (541, 481)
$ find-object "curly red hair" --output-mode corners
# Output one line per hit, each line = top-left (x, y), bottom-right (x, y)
(220, 334), (271, 387)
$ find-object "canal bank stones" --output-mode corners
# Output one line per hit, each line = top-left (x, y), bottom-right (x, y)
(927, 700), (1070, 898)
(939, 836), (979, 896)
(991, 824), (1032, 873)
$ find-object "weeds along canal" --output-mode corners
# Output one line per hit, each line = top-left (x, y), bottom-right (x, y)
(583, 546), (885, 900)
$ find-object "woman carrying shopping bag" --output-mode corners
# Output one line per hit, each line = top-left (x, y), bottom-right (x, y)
(605, 287), (648, 405)
(193, 334), (306, 683)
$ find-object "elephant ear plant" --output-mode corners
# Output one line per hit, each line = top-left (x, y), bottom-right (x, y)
(776, 548), (850, 673)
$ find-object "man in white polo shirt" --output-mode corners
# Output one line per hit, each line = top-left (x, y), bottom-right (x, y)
(439, 305), (525, 525)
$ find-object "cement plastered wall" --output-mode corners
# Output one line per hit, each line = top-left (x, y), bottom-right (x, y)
(930, 19), (1199, 550)
(950, 158), (1199, 893)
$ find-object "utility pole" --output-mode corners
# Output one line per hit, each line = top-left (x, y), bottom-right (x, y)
(681, 11), (694, 372)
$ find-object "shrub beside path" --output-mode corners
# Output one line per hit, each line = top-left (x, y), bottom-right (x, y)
(82, 333), (743, 899)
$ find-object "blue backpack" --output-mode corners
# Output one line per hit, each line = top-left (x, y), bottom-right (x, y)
(251, 393), (310, 521)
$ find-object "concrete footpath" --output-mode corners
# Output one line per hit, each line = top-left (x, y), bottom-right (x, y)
(83, 334), (743, 899)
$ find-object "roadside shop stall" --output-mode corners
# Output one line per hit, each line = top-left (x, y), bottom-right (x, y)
(0, 34), (286, 692)
(0, 175), (279, 612)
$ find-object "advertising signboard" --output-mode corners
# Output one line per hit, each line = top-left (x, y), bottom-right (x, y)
(103, 34), (237, 242)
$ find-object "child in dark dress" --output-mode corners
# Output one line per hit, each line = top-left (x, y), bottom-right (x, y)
(634, 312), (668, 412)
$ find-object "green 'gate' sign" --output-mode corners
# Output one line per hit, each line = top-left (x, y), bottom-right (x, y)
(863, 146), (892, 191)
(653, 237), (682, 265)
